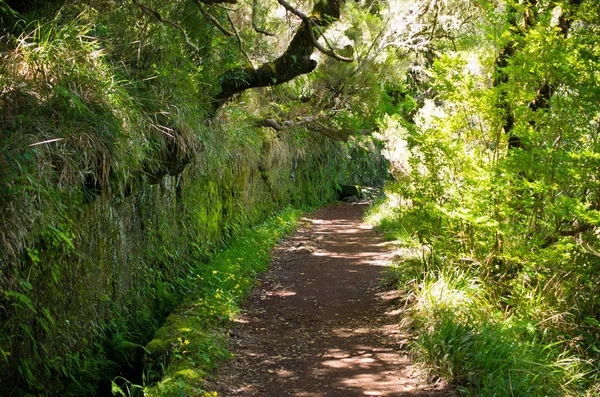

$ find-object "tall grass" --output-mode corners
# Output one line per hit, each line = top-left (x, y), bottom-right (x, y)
(413, 270), (588, 396)
(368, 197), (594, 396)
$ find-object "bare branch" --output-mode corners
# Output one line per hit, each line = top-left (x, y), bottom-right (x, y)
(308, 25), (353, 62)
(374, 0), (436, 54)
(350, 22), (388, 77)
(256, 116), (370, 141)
(427, 1), (439, 42)
(131, 0), (201, 54)
(257, 118), (286, 131)
(213, 0), (347, 113)
(193, 0), (234, 36)
(252, 0), (275, 36)
(213, 4), (239, 11)
(275, 0), (306, 19)
(226, 10), (255, 68)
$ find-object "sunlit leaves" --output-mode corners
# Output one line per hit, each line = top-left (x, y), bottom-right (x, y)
(376, 2), (600, 392)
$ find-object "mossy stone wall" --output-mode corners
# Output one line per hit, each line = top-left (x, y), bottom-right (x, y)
(0, 130), (342, 396)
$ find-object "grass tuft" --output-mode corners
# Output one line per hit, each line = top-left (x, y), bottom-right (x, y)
(368, 196), (594, 396)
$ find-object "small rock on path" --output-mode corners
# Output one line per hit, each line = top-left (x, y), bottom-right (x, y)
(205, 202), (454, 396)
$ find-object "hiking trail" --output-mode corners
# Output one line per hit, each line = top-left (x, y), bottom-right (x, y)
(205, 202), (454, 396)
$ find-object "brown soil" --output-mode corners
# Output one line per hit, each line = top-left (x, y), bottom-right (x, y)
(205, 202), (455, 396)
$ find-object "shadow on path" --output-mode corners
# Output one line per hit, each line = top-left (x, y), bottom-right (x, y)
(206, 203), (454, 396)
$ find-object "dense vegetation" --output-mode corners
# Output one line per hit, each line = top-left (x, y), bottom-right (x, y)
(365, 0), (600, 395)
(0, 0), (386, 395)
(1, 0), (599, 395)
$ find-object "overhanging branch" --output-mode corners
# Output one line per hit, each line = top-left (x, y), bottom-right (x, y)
(212, 0), (352, 114)
(256, 116), (371, 141)
(132, 0), (201, 54)
(193, 0), (234, 36)
(226, 10), (254, 67)
(252, 0), (275, 36)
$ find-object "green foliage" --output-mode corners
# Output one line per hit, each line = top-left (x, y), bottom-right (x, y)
(142, 208), (301, 396)
(0, 1), (347, 395)
(338, 135), (390, 187)
(369, 0), (600, 394)
(378, 250), (592, 396)
(9, 0), (600, 395)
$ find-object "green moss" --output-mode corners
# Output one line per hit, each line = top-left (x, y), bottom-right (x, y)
(146, 339), (170, 356)
(143, 208), (301, 396)
(0, 126), (343, 395)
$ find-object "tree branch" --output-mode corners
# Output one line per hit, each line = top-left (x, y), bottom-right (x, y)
(193, 0), (234, 36)
(256, 116), (371, 141)
(212, 0), (348, 114)
(252, 0), (275, 36)
(226, 10), (254, 67)
(541, 222), (594, 249)
(276, 0), (353, 62)
(132, 0), (201, 54)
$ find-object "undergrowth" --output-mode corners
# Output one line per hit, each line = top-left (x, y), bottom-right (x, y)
(370, 196), (596, 396)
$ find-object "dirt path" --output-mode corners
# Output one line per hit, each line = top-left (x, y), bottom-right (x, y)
(205, 203), (454, 396)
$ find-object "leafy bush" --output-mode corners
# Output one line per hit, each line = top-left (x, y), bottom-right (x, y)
(367, 3), (600, 392)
